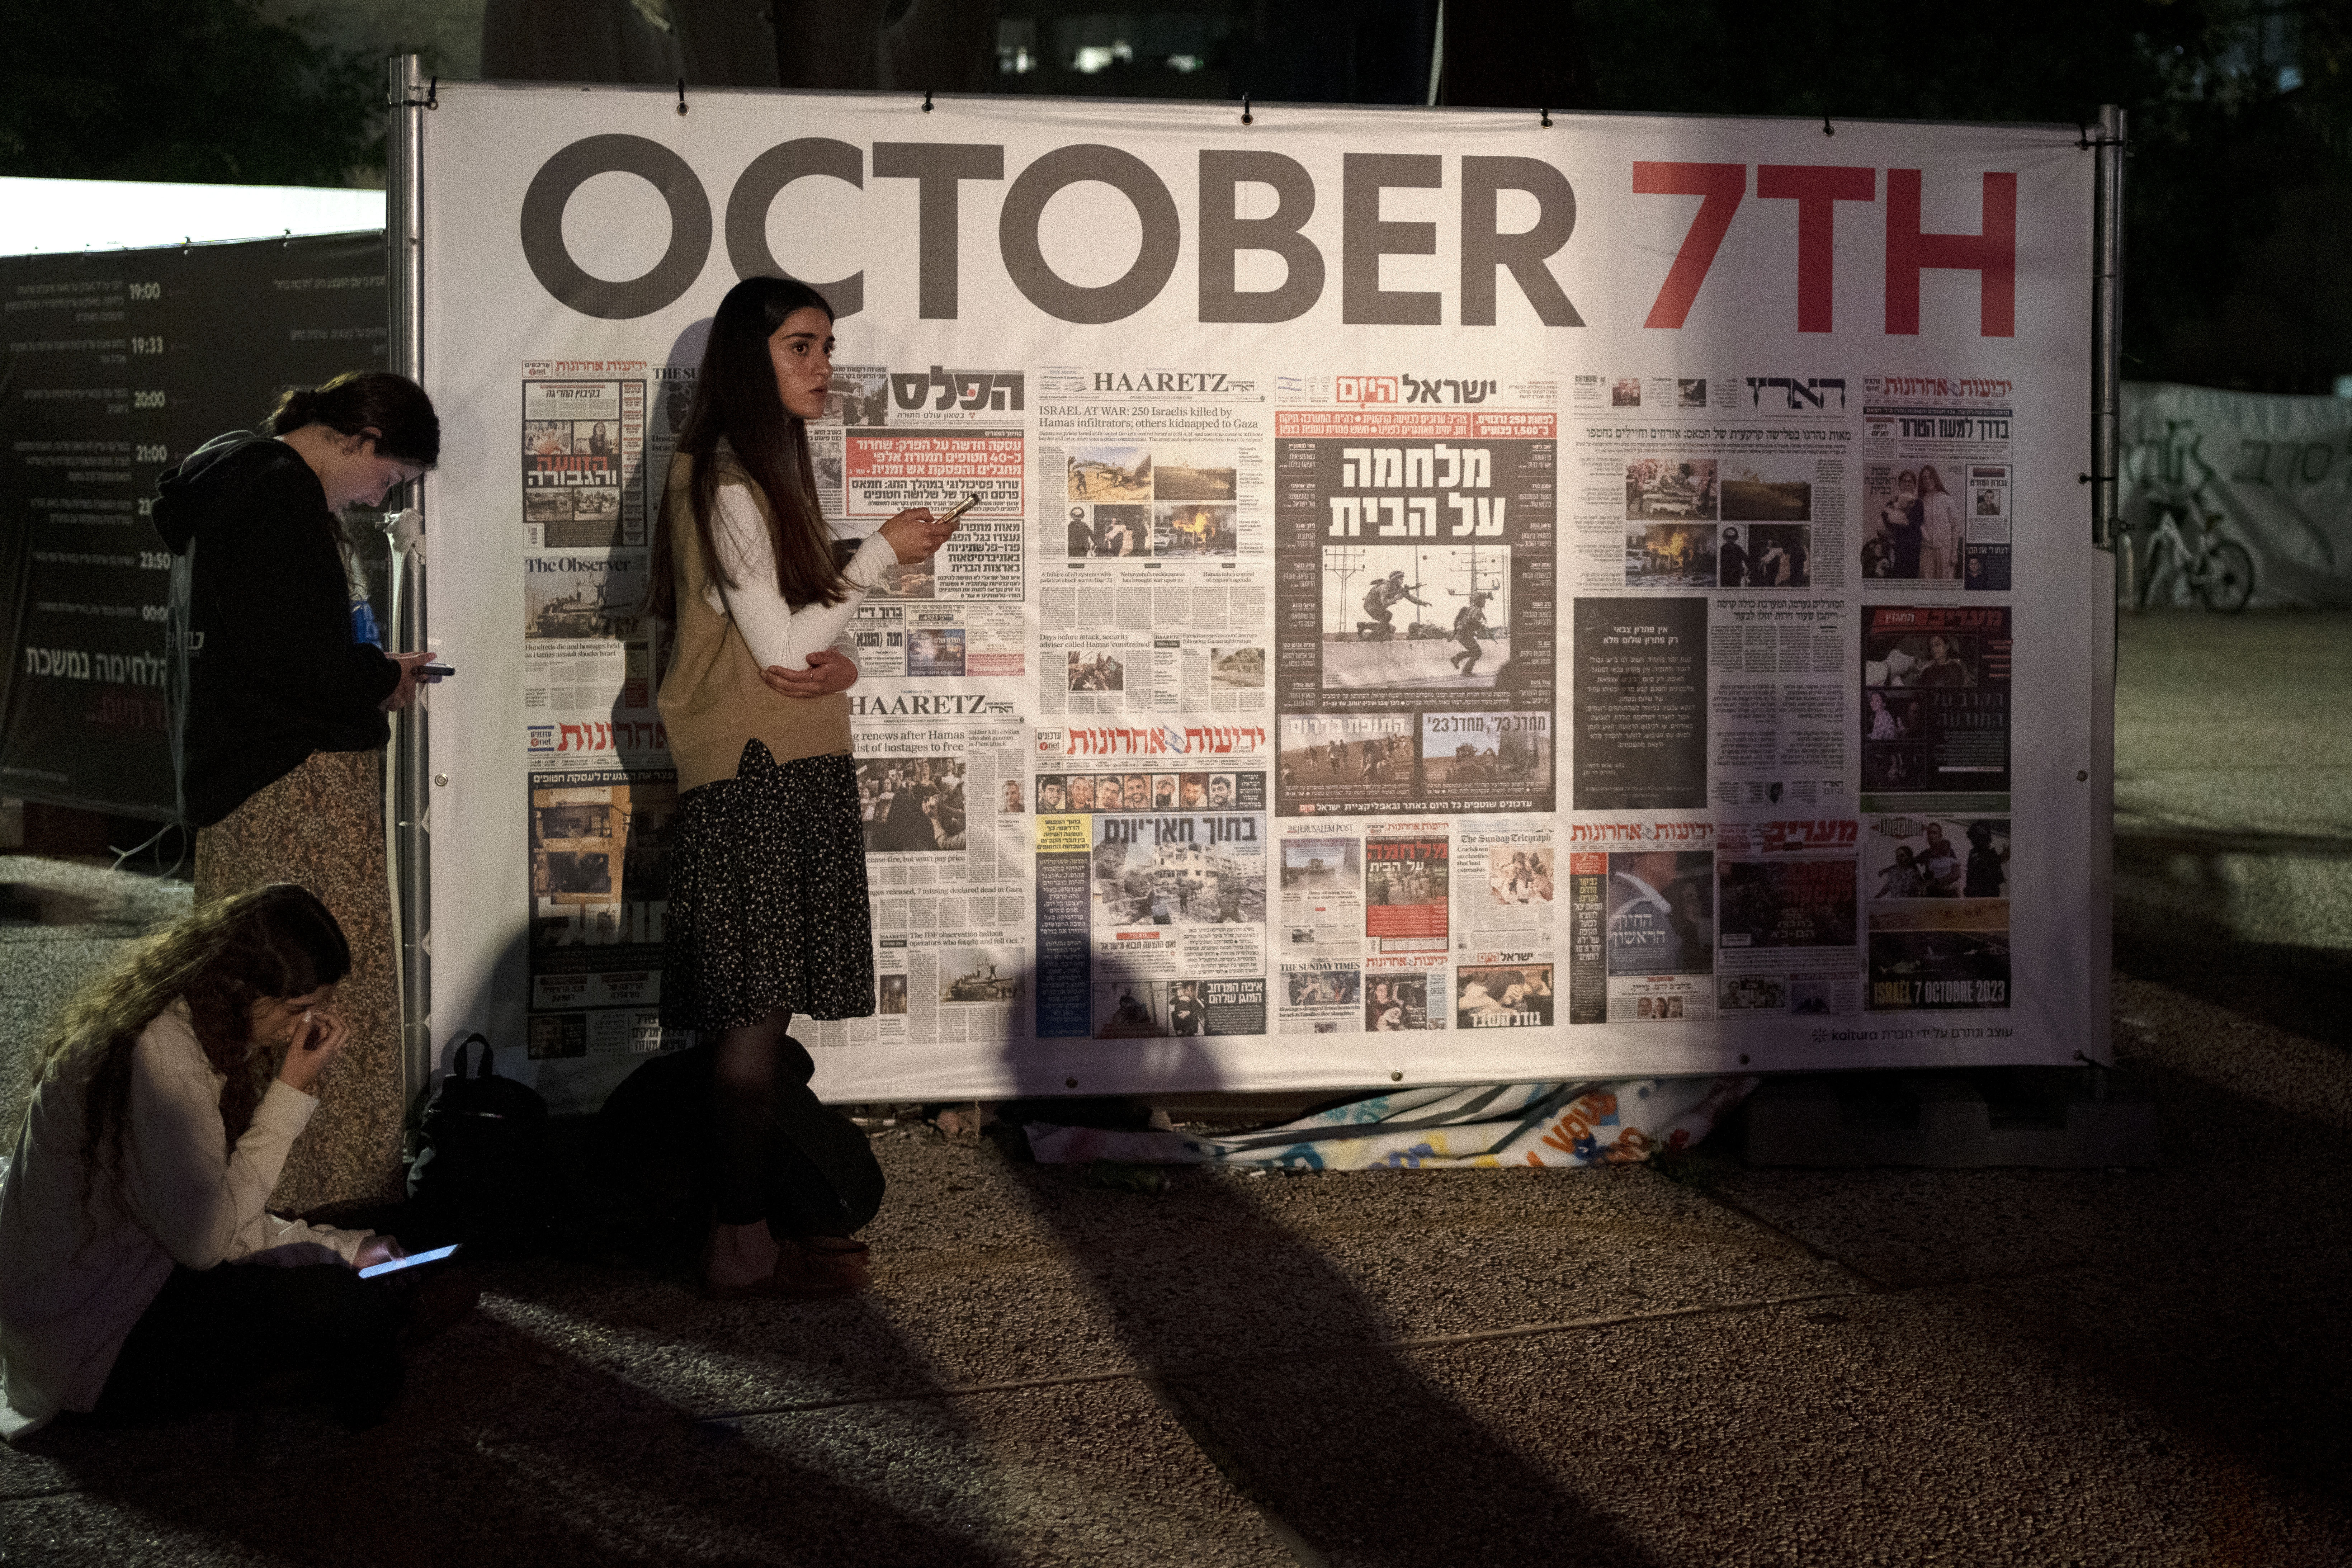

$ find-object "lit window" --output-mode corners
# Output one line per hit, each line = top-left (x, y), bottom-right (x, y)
(1072, 41), (1134, 74)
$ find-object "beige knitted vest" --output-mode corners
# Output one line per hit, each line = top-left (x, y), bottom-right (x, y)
(654, 449), (852, 792)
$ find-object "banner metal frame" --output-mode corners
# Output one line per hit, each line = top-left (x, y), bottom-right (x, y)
(388, 56), (434, 1109)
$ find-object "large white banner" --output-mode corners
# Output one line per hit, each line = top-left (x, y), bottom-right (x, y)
(416, 84), (2102, 1110)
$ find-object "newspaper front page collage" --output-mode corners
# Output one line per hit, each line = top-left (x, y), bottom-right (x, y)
(512, 354), (2018, 1069)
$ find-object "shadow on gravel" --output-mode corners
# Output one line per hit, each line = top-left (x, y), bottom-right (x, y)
(14, 1305), (1014, 1568)
(984, 1121), (1666, 1568)
(2112, 823), (2352, 1049)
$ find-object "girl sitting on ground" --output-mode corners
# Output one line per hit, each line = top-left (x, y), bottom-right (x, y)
(0, 885), (417, 1437)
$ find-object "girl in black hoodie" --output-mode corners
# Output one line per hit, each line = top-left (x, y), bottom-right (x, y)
(150, 370), (439, 1210)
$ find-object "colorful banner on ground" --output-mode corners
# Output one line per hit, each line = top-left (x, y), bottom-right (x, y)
(415, 85), (2104, 1111)
(1025, 1077), (1757, 1170)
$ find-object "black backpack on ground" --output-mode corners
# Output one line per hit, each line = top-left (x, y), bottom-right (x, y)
(405, 1033), (554, 1251)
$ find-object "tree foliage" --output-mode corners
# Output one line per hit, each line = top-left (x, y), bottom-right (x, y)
(0, 0), (381, 186)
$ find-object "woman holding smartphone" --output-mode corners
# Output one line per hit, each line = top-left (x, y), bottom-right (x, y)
(644, 276), (957, 1299)
(0, 885), (416, 1437)
(152, 370), (442, 1214)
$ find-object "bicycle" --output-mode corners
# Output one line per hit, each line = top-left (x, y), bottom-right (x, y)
(2129, 502), (2254, 613)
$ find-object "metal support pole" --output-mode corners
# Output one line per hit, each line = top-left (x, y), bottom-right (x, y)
(2091, 103), (2126, 552)
(386, 55), (433, 1111)
(2087, 104), (2124, 1064)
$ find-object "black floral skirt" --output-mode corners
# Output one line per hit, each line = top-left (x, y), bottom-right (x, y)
(660, 741), (875, 1034)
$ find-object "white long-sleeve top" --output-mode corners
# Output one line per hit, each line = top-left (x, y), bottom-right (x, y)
(0, 1003), (369, 1439)
(704, 484), (898, 670)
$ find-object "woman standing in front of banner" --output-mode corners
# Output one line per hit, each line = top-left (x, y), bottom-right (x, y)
(644, 276), (955, 1299)
(152, 371), (441, 1216)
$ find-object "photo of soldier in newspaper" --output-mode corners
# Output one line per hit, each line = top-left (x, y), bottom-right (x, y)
(1322, 546), (1510, 690)
(1456, 964), (1554, 1028)
(1869, 816), (2009, 901)
(830, 368), (891, 427)
(1067, 447), (1152, 502)
(1279, 713), (1416, 808)
(940, 948), (1021, 1003)
(1069, 502), (1150, 557)
(1716, 524), (1810, 587)
(1625, 458), (1717, 520)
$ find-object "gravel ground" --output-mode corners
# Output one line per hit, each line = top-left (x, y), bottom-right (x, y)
(0, 610), (2344, 1567)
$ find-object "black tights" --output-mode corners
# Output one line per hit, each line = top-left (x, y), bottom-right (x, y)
(707, 1011), (870, 1237)
(712, 1010), (793, 1227)
(95, 1262), (404, 1428)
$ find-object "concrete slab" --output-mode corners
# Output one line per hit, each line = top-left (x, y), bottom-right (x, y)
(1366, 1289), (2349, 1568)
(5, 610), (2351, 1565)
(1741, 1069), (2162, 1167)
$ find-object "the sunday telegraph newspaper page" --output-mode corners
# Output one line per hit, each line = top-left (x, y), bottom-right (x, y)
(424, 97), (2086, 1102)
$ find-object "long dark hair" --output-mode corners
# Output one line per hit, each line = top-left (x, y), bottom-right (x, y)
(644, 276), (843, 620)
(15, 884), (351, 1216)
(269, 370), (441, 466)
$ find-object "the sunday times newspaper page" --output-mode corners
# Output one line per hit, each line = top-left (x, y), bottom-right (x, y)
(423, 94), (2094, 1105)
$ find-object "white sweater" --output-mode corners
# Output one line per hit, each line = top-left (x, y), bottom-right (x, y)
(704, 483), (897, 669)
(0, 1004), (369, 1439)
